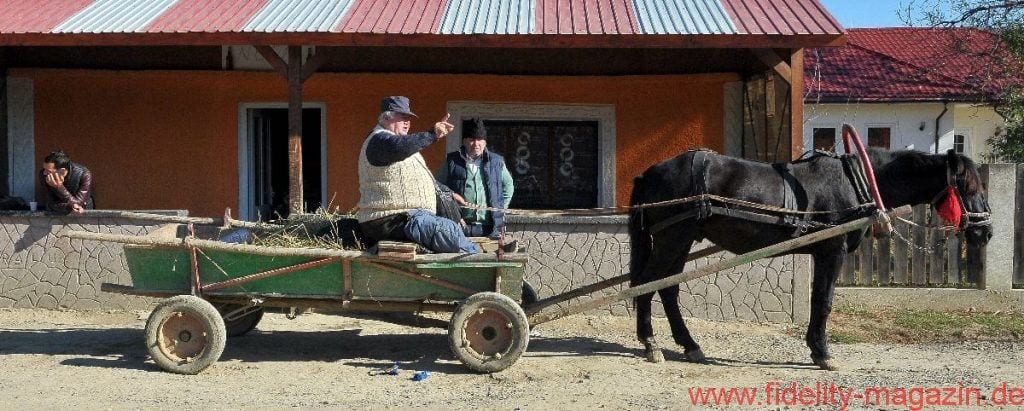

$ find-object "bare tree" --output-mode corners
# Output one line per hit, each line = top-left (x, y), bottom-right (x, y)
(901, 0), (1024, 162)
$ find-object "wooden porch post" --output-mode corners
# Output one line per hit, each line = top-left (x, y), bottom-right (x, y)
(790, 48), (805, 161)
(286, 46), (304, 215)
(254, 45), (326, 216)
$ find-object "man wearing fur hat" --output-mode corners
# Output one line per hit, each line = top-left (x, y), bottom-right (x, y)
(355, 96), (480, 254)
(437, 118), (514, 239)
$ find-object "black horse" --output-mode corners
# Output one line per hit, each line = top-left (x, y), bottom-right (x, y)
(628, 147), (992, 370)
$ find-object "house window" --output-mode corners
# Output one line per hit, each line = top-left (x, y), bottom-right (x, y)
(812, 128), (836, 151)
(466, 119), (599, 209)
(868, 127), (891, 149)
(953, 134), (966, 154)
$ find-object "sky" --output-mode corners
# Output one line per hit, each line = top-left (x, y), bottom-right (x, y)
(818, 0), (953, 28)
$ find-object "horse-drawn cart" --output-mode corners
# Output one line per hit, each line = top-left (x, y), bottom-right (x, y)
(64, 205), (908, 375)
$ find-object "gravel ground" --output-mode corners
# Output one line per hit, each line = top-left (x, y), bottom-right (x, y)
(1, 308), (1022, 410)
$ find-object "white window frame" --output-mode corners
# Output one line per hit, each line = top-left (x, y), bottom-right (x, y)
(445, 101), (617, 207)
(237, 102), (328, 220)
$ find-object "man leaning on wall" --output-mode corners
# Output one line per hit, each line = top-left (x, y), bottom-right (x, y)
(39, 150), (94, 214)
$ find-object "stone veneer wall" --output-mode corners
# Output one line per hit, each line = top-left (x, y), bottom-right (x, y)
(506, 215), (810, 323)
(0, 211), (183, 310)
(0, 211), (811, 323)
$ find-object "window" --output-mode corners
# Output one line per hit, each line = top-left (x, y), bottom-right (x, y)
(867, 127), (891, 149)
(953, 134), (966, 154)
(812, 128), (836, 151)
(466, 119), (599, 209)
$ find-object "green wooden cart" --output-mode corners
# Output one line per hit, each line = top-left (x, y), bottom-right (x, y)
(67, 206), (907, 375)
(70, 223), (532, 374)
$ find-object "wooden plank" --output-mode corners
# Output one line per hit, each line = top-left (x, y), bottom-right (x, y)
(859, 236), (874, 285)
(1013, 165), (1023, 285)
(528, 207), (909, 326)
(893, 218), (909, 285)
(750, 48), (793, 83)
(342, 259), (353, 299)
(911, 206), (928, 286)
(876, 234), (891, 285)
(789, 48), (805, 160)
(839, 249), (855, 285)
(254, 45), (287, 79)
(376, 241), (417, 261)
(287, 45), (304, 216)
(946, 234), (960, 286)
(929, 224), (946, 286)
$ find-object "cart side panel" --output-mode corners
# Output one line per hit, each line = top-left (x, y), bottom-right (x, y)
(349, 261), (525, 301)
(197, 250), (343, 296)
(124, 246), (191, 292)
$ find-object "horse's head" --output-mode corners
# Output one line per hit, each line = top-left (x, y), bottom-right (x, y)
(943, 150), (992, 247)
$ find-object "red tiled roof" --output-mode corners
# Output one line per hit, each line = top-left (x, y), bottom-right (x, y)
(805, 27), (1017, 103)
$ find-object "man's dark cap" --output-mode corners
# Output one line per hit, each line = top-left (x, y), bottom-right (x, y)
(464, 118), (487, 140)
(380, 96), (417, 118)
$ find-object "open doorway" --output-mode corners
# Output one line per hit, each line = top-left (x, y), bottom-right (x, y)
(240, 105), (325, 221)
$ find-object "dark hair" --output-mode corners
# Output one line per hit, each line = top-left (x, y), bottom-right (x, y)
(44, 150), (71, 169)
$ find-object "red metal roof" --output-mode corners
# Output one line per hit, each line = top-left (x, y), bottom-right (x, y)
(720, 0), (842, 35)
(0, 0), (94, 33)
(0, 0), (845, 47)
(805, 28), (1017, 103)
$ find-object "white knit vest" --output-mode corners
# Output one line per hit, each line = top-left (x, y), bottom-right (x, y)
(355, 129), (437, 222)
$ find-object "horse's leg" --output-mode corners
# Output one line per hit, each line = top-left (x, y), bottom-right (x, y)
(634, 232), (694, 363)
(807, 250), (844, 371)
(658, 284), (705, 362)
(634, 292), (664, 363)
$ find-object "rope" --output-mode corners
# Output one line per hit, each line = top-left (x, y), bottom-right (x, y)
(456, 194), (876, 218)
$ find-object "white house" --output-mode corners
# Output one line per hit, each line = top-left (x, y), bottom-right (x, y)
(803, 28), (1012, 161)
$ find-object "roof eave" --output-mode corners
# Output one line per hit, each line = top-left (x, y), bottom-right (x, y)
(0, 32), (847, 49)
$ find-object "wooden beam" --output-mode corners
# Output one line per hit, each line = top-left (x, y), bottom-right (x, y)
(254, 45), (287, 79)
(0, 32), (847, 49)
(300, 48), (326, 83)
(287, 45), (304, 215)
(790, 48), (805, 161)
(750, 48), (792, 84)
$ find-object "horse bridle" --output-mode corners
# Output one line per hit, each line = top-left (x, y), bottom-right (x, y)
(929, 159), (992, 232)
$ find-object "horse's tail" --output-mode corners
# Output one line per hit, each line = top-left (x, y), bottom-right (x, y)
(628, 175), (651, 287)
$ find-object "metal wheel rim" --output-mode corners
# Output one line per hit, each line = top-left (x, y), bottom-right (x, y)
(157, 311), (209, 363)
(462, 308), (514, 358)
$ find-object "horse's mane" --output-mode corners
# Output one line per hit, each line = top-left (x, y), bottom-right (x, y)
(867, 147), (983, 194)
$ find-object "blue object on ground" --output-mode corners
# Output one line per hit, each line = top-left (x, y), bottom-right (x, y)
(411, 371), (429, 381)
(368, 362), (401, 376)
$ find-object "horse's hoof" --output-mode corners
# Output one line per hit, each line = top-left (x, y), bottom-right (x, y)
(813, 357), (841, 371)
(646, 349), (665, 363)
(684, 349), (706, 363)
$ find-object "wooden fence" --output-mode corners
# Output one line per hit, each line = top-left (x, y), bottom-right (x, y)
(838, 204), (985, 288)
(840, 163), (1022, 289)
(1016, 164), (1023, 288)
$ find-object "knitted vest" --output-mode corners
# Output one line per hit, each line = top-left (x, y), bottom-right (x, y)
(355, 131), (437, 222)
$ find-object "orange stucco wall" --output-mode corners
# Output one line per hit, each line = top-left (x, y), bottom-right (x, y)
(18, 68), (736, 217)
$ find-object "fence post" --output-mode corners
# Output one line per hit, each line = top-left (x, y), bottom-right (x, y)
(980, 164), (1016, 290)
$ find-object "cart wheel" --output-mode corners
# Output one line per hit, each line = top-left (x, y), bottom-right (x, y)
(144, 295), (227, 375)
(449, 292), (529, 373)
(215, 303), (264, 338)
(521, 281), (539, 305)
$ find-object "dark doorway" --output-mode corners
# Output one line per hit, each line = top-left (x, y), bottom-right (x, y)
(249, 108), (323, 221)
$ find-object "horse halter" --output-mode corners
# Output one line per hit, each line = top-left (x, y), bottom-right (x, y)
(929, 157), (991, 233)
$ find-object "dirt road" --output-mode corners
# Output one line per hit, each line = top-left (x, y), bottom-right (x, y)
(1, 308), (1022, 409)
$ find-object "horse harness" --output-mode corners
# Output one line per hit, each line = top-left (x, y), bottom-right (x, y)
(928, 153), (992, 232)
(646, 150), (877, 236)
